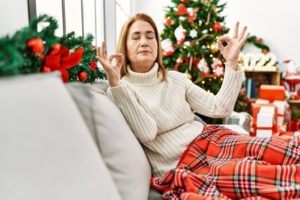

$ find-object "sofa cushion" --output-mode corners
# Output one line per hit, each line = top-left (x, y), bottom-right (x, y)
(67, 82), (152, 200)
(0, 73), (121, 200)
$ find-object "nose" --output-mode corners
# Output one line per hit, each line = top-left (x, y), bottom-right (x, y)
(140, 37), (149, 47)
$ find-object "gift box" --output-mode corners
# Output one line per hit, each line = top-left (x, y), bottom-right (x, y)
(259, 85), (285, 102)
(257, 106), (275, 128)
(273, 100), (288, 126)
(251, 103), (277, 127)
(251, 103), (278, 137)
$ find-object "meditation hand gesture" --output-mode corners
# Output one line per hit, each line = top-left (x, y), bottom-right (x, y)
(218, 22), (249, 70)
(97, 42), (124, 87)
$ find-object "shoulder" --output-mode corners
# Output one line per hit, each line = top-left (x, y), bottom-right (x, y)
(167, 70), (188, 81)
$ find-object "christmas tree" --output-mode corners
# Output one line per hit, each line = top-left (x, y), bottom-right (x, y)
(161, 0), (250, 123)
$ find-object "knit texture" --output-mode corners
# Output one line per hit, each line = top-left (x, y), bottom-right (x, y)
(108, 63), (243, 177)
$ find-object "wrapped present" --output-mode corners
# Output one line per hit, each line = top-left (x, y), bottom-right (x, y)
(259, 85), (285, 102)
(257, 106), (275, 128)
(251, 103), (277, 127)
(251, 103), (278, 137)
(273, 100), (289, 126)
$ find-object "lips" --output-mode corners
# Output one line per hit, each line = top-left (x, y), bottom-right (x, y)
(138, 50), (151, 54)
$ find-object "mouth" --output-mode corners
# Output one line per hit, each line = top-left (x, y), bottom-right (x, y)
(138, 50), (151, 54)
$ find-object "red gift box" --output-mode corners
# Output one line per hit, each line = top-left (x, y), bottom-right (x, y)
(259, 85), (285, 102)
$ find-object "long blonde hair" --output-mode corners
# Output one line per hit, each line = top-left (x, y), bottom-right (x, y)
(116, 13), (167, 80)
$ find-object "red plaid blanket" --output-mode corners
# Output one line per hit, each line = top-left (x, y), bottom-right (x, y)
(151, 125), (300, 200)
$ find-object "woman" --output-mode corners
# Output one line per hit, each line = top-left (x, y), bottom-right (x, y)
(98, 13), (300, 199)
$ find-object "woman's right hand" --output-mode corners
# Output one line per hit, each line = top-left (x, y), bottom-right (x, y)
(97, 42), (124, 87)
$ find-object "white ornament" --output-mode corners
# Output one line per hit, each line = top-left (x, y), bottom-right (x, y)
(199, 20), (203, 26)
(214, 66), (224, 77)
(211, 57), (222, 69)
(179, 16), (186, 21)
(174, 25), (186, 45)
(161, 39), (175, 56)
(189, 29), (197, 38)
(184, 41), (191, 46)
(202, 29), (208, 34)
(197, 58), (209, 73)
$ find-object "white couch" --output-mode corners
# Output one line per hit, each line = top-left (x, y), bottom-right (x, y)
(0, 72), (248, 200)
(0, 73), (159, 200)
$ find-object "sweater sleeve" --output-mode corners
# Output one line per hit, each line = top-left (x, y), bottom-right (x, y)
(107, 83), (158, 143)
(185, 65), (243, 118)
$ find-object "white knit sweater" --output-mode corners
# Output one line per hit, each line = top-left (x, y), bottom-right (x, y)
(108, 63), (243, 177)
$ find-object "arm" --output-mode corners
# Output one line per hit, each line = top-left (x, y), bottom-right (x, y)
(107, 83), (158, 143)
(186, 65), (243, 118)
(187, 22), (248, 118)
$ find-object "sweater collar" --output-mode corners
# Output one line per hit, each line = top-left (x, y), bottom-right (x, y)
(126, 63), (161, 84)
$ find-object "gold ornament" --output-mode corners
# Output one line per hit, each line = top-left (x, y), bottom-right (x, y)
(185, 70), (192, 80)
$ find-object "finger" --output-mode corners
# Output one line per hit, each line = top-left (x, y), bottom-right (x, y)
(101, 42), (107, 59)
(217, 39), (225, 53)
(108, 53), (124, 62)
(239, 32), (250, 48)
(238, 26), (247, 41)
(233, 21), (239, 39)
(97, 47), (101, 57)
(218, 35), (231, 44)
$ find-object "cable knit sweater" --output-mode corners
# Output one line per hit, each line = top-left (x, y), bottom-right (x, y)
(108, 63), (243, 177)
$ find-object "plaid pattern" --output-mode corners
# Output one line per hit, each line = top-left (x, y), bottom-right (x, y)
(151, 125), (300, 200)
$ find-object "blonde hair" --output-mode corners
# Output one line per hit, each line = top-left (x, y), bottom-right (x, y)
(116, 13), (167, 80)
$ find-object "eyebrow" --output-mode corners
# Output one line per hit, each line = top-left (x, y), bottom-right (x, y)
(131, 30), (155, 35)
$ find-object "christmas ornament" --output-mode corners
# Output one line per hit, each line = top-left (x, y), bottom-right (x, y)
(161, 39), (175, 56)
(78, 71), (88, 81)
(174, 25), (186, 45)
(187, 8), (198, 22)
(210, 42), (219, 53)
(165, 18), (173, 27)
(26, 37), (45, 54)
(189, 29), (197, 38)
(90, 61), (97, 70)
(213, 66), (224, 77)
(211, 57), (223, 69)
(176, 4), (188, 16)
(181, 0), (189, 3)
(197, 57), (209, 76)
(212, 23), (222, 32)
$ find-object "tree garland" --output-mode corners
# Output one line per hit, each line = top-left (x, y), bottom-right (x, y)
(0, 15), (106, 83)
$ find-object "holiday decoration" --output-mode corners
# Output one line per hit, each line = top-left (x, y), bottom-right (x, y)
(239, 36), (278, 71)
(0, 15), (106, 83)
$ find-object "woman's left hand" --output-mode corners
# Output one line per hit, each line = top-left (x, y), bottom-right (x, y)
(218, 22), (249, 70)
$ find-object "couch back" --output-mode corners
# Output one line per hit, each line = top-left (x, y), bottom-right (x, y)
(0, 73), (122, 200)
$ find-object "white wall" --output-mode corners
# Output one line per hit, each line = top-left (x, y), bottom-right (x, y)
(0, 0), (29, 37)
(132, 0), (300, 65)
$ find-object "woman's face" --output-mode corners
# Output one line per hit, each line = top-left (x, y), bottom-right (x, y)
(126, 20), (158, 72)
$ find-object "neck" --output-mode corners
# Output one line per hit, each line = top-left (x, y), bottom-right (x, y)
(130, 61), (154, 73)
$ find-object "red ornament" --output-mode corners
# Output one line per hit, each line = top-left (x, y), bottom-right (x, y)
(49, 43), (62, 55)
(165, 18), (173, 27)
(78, 71), (88, 81)
(42, 66), (51, 73)
(27, 37), (45, 54)
(212, 23), (222, 32)
(90, 62), (97, 70)
(181, 0), (189, 3)
(176, 4), (188, 16)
